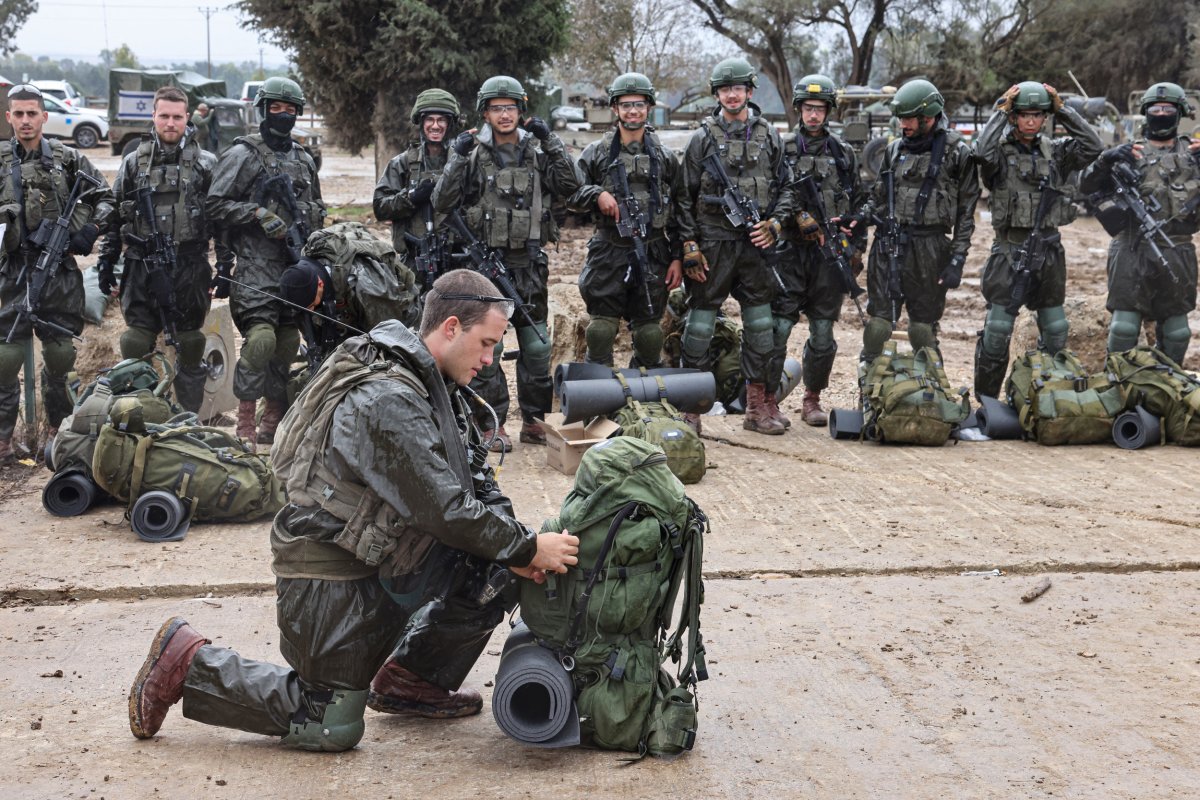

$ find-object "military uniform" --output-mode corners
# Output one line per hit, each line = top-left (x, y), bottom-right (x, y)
(374, 142), (449, 290)
(177, 322), (536, 749)
(433, 125), (580, 428)
(972, 90), (1102, 398)
(570, 128), (691, 367)
(0, 137), (113, 446)
(99, 132), (219, 412)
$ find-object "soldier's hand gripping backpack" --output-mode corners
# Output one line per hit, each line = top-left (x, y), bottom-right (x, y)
(861, 341), (970, 445)
(518, 437), (708, 757)
(610, 372), (706, 484)
(1006, 349), (1123, 445)
(302, 221), (420, 329)
(1107, 346), (1200, 445)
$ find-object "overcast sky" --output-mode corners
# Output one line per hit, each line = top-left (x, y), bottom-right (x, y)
(12, 0), (291, 66)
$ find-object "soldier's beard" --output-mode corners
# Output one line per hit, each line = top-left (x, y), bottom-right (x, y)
(620, 120), (646, 130)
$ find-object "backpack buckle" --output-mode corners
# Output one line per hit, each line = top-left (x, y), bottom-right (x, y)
(1073, 377), (1087, 392)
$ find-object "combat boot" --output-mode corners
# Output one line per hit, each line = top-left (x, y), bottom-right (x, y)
(519, 417), (546, 446)
(367, 659), (483, 719)
(257, 399), (286, 444)
(236, 399), (257, 452)
(0, 438), (15, 466)
(743, 383), (785, 435)
(128, 617), (210, 739)
(800, 390), (828, 427)
(766, 390), (791, 429)
(483, 425), (512, 453)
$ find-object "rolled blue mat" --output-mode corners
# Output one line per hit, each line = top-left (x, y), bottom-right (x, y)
(492, 621), (580, 748)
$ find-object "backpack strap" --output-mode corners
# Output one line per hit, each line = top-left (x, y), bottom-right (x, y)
(662, 499), (708, 686)
(563, 500), (642, 658)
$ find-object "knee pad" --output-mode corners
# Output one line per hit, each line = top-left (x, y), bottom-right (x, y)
(0, 342), (25, 383)
(630, 320), (663, 368)
(174, 329), (206, 369)
(41, 338), (77, 378)
(517, 323), (551, 372)
(273, 326), (301, 364)
(280, 689), (367, 753)
(741, 303), (774, 355)
(1036, 306), (1069, 353)
(681, 309), (718, 362)
(1108, 310), (1141, 353)
(1160, 314), (1191, 364)
(477, 341), (503, 381)
(861, 316), (892, 361)
(908, 322), (937, 353)
(585, 315), (620, 365)
(120, 326), (159, 360)
(240, 323), (277, 372)
(807, 317), (836, 355)
(772, 316), (796, 351)
(982, 307), (1015, 358)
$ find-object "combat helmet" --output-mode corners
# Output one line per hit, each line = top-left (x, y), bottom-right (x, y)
(1139, 82), (1194, 117)
(890, 79), (943, 117)
(793, 74), (838, 109)
(255, 76), (305, 114)
(476, 76), (527, 114)
(608, 72), (656, 106)
(709, 58), (757, 94)
(410, 88), (461, 125)
(1011, 81), (1051, 113)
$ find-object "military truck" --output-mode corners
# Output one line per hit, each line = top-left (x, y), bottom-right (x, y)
(107, 69), (322, 169)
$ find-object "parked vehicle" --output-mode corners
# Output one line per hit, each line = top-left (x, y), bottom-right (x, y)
(240, 81), (264, 103)
(42, 95), (108, 149)
(32, 79), (87, 108)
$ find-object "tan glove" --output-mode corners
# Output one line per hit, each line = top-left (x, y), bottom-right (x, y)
(1044, 83), (1064, 113)
(795, 210), (822, 242)
(750, 217), (782, 248)
(255, 207), (288, 239)
(681, 240), (708, 281)
(997, 85), (1020, 115)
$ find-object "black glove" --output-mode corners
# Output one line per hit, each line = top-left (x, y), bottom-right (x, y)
(68, 223), (99, 256)
(939, 253), (965, 289)
(1100, 143), (1135, 166)
(452, 130), (476, 157)
(97, 258), (117, 296)
(211, 261), (233, 299)
(523, 116), (551, 142)
(409, 179), (435, 207)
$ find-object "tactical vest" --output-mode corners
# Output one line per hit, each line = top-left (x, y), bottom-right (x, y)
(989, 135), (1076, 230)
(698, 116), (777, 216)
(236, 135), (324, 232)
(0, 138), (70, 234)
(596, 131), (670, 234)
(121, 139), (207, 247)
(398, 143), (447, 246)
(783, 131), (853, 217)
(887, 131), (961, 228)
(270, 346), (444, 574)
(1133, 138), (1200, 224)
(465, 137), (555, 251)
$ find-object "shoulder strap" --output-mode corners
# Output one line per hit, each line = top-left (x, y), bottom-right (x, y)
(913, 129), (948, 221)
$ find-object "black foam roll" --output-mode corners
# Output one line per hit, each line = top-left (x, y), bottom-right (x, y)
(1112, 406), (1161, 450)
(554, 363), (695, 400)
(828, 409), (863, 440)
(559, 372), (716, 423)
(42, 471), (98, 517)
(130, 490), (191, 543)
(977, 396), (1022, 440)
(492, 621), (580, 748)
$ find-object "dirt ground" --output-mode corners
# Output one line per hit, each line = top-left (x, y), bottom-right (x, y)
(2, 145), (1199, 799)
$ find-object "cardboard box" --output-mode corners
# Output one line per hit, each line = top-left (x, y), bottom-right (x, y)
(542, 413), (620, 476)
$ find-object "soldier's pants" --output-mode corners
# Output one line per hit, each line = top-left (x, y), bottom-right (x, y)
(770, 240), (844, 393)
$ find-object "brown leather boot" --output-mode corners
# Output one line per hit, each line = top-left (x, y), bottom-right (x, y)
(743, 383), (785, 435)
(519, 418), (547, 446)
(367, 659), (483, 719)
(682, 412), (702, 435)
(128, 617), (210, 739)
(257, 399), (286, 444)
(766, 390), (791, 429)
(800, 389), (829, 427)
(0, 438), (14, 466)
(236, 399), (257, 452)
(483, 424), (512, 453)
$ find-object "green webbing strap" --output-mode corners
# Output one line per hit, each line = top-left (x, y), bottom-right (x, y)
(615, 371), (652, 424)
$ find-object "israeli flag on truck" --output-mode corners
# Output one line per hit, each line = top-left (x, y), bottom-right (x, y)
(118, 91), (156, 120)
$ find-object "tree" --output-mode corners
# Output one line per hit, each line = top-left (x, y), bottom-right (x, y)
(0, 0), (37, 58)
(236, 0), (571, 174)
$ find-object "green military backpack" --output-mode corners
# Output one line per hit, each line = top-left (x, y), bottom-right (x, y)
(521, 436), (707, 757)
(609, 373), (705, 484)
(302, 221), (421, 330)
(91, 407), (286, 528)
(1107, 346), (1200, 445)
(862, 341), (970, 445)
(1006, 349), (1124, 445)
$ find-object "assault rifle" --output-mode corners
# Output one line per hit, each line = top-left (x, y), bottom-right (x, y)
(1005, 179), (1062, 316)
(871, 168), (907, 323)
(258, 173), (310, 263)
(1106, 159), (1180, 284)
(126, 186), (180, 348)
(445, 210), (546, 343)
(699, 151), (786, 291)
(607, 158), (655, 317)
(6, 171), (103, 343)
(793, 173), (866, 323)
(403, 202), (449, 293)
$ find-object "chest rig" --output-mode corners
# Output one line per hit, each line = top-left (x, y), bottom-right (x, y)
(467, 135), (551, 253)
(125, 138), (205, 246)
(1136, 138), (1200, 222)
(0, 138), (69, 235)
(989, 135), (1075, 230)
(601, 131), (669, 234)
(784, 132), (853, 217)
(888, 129), (953, 228)
(237, 135), (322, 232)
(699, 116), (776, 214)
(401, 142), (447, 240)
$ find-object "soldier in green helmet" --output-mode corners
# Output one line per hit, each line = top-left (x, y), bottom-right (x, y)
(854, 78), (979, 368)
(773, 74), (867, 427)
(568, 72), (691, 368)
(433, 75), (581, 451)
(206, 75), (326, 450)
(971, 81), (1102, 399)
(677, 57), (794, 435)
(374, 88), (461, 295)
(1079, 82), (1200, 366)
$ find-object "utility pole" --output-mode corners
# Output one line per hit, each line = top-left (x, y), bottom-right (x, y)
(198, 7), (218, 78)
